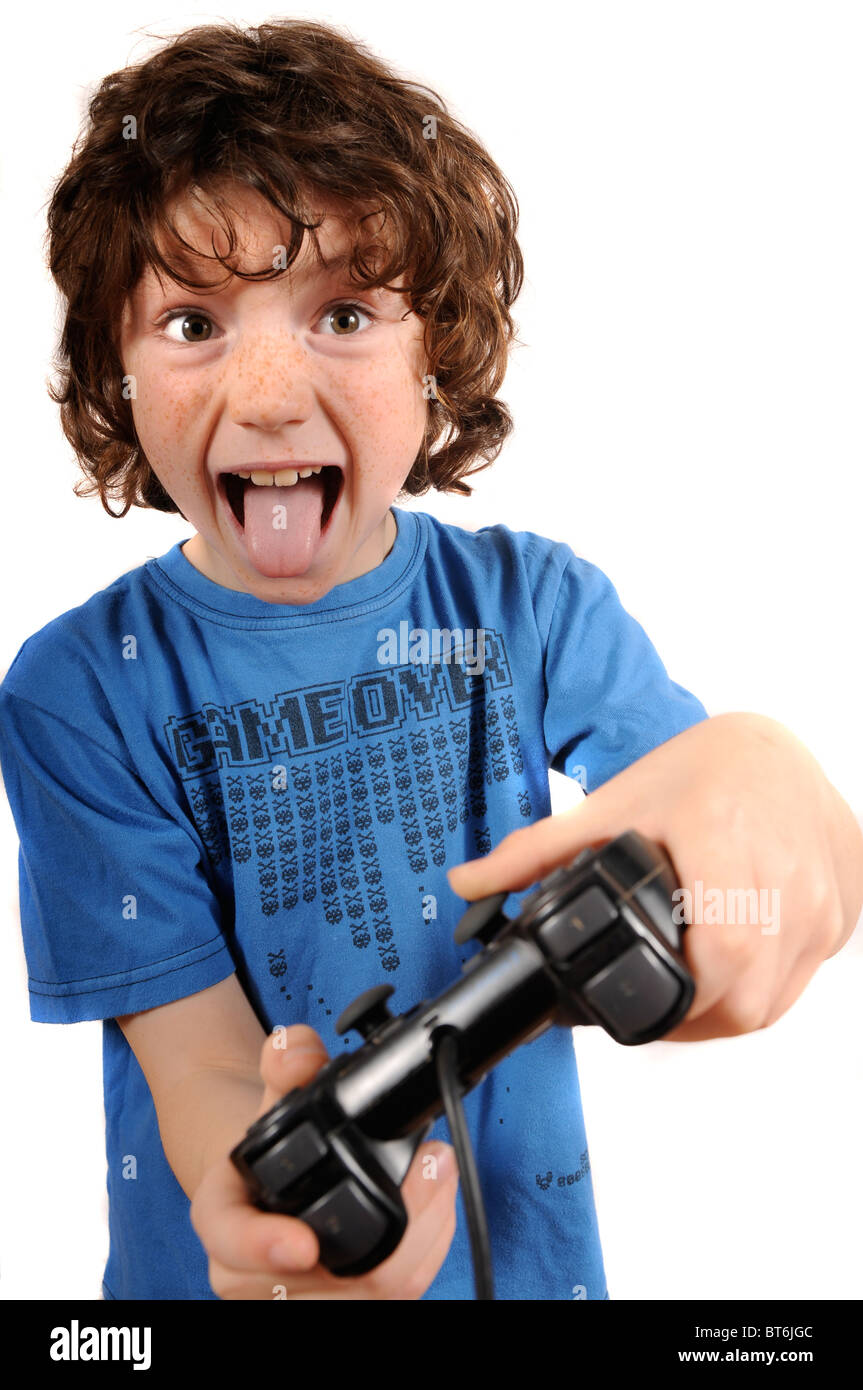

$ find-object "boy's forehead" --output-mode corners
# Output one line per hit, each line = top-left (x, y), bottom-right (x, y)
(132, 183), (388, 305)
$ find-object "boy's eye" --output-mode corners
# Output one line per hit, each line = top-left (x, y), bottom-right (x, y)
(156, 301), (377, 344)
(163, 312), (214, 344)
(160, 311), (214, 344)
(319, 302), (377, 336)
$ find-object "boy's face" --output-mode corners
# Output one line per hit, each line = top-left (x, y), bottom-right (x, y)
(119, 185), (429, 603)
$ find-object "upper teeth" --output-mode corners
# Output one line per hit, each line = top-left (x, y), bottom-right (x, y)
(236, 466), (324, 486)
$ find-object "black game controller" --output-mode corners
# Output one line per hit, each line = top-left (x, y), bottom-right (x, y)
(231, 830), (693, 1280)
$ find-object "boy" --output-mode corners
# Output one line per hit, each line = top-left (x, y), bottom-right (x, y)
(1, 19), (860, 1302)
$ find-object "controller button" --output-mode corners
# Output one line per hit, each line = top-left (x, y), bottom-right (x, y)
(581, 942), (681, 1037)
(453, 890), (510, 945)
(522, 867), (568, 914)
(301, 1178), (389, 1269)
(336, 984), (396, 1040)
(545, 866), (574, 887)
(253, 1121), (329, 1196)
(539, 885), (618, 961)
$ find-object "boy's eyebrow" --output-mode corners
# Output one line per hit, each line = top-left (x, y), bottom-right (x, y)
(146, 248), (389, 301)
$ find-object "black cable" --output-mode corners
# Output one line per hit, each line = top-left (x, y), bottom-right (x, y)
(433, 1031), (495, 1300)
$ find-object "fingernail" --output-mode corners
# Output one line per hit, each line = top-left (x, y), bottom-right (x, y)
(435, 1146), (456, 1180)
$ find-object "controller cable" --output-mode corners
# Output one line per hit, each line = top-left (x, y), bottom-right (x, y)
(433, 1031), (495, 1300)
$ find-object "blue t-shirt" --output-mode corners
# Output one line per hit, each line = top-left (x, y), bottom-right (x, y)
(0, 506), (708, 1301)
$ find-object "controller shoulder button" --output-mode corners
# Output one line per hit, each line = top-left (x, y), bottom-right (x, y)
(539, 884), (619, 961)
(582, 941), (682, 1037)
(301, 1177), (391, 1271)
(252, 1120), (329, 1197)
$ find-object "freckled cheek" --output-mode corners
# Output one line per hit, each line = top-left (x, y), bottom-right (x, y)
(124, 373), (214, 512)
(338, 363), (426, 467)
(133, 374), (211, 457)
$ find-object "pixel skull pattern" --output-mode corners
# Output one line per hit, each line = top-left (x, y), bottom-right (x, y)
(164, 633), (532, 974)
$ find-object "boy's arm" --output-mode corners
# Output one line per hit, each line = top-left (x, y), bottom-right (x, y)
(116, 973), (270, 1199)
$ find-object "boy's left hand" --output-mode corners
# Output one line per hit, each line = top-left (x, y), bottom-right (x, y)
(446, 713), (863, 1042)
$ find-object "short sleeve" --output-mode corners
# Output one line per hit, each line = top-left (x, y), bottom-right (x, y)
(542, 551), (709, 793)
(0, 684), (236, 1023)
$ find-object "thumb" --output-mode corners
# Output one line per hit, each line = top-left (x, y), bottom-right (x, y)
(255, 1024), (330, 1118)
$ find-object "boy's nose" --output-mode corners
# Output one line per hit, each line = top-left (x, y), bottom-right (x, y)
(225, 343), (317, 432)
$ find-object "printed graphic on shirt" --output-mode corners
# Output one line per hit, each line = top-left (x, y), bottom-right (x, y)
(163, 633), (532, 974)
(536, 1150), (591, 1189)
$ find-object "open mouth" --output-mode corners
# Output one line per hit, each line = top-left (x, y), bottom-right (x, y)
(221, 465), (344, 531)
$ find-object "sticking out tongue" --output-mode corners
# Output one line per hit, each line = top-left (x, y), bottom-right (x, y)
(242, 476), (328, 578)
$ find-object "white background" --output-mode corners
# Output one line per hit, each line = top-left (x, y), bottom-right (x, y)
(1, 0), (861, 1301)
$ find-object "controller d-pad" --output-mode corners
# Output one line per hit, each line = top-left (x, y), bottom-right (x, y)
(538, 885), (618, 962)
(301, 1177), (389, 1269)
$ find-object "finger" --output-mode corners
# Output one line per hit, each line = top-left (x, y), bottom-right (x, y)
(207, 1259), (365, 1301)
(445, 735), (684, 900)
(208, 1252), (372, 1301)
(667, 839), (765, 1022)
(192, 1154), (320, 1274)
(761, 949), (824, 1029)
(823, 789), (863, 956)
(360, 1143), (459, 1298)
(256, 1025), (330, 1116)
(679, 921), (761, 1022)
(665, 944), (784, 1041)
(447, 808), (609, 899)
(392, 1152), (460, 1298)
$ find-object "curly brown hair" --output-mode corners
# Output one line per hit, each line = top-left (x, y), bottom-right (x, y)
(44, 18), (525, 518)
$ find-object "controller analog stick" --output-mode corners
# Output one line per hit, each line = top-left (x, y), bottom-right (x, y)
(336, 984), (397, 1040)
(453, 890), (510, 946)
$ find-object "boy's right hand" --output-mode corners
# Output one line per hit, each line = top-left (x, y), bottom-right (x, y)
(190, 1025), (459, 1300)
